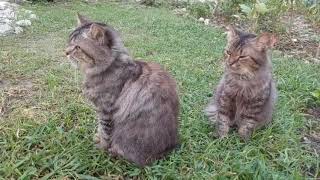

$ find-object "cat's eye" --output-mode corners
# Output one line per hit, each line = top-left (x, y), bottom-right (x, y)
(65, 46), (78, 56)
(239, 56), (259, 65)
(225, 50), (231, 55)
(238, 56), (247, 62)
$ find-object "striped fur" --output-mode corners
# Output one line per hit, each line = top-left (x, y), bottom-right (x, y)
(205, 26), (277, 141)
(65, 14), (179, 166)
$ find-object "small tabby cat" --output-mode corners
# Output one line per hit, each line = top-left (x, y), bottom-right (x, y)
(65, 14), (179, 166)
(205, 26), (277, 141)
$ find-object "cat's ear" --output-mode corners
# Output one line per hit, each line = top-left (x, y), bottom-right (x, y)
(256, 33), (277, 49)
(88, 23), (107, 44)
(77, 13), (91, 26)
(226, 25), (240, 43)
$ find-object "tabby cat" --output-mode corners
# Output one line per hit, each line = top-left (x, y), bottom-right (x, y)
(205, 26), (277, 141)
(65, 14), (179, 166)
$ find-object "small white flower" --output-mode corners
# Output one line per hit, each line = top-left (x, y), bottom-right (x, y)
(16, 19), (31, 27)
(29, 14), (37, 19)
(204, 19), (210, 25)
(14, 26), (23, 34)
(24, 10), (33, 14)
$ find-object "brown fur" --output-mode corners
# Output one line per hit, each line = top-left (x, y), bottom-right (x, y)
(205, 26), (277, 141)
(65, 14), (179, 166)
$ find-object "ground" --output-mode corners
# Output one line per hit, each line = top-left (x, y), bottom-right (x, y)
(0, 1), (319, 179)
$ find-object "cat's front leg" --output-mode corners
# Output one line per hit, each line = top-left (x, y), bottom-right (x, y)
(216, 113), (231, 138)
(216, 94), (234, 138)
(238, 98), (265, 141)
(95, 113), (113, 151)
(94, 124), (111, 151)
(238, 117), (256, 141)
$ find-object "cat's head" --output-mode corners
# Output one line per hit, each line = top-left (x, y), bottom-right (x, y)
(224, 25), (277, 78)
(65, 14), (124, 71)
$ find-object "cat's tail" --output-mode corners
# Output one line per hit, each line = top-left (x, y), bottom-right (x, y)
(204, 104), (218, 124)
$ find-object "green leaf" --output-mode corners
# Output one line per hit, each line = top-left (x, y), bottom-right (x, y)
(240, 4), (252, 15)
(255, 2), (269, 14)
(311, 89), (320, 99)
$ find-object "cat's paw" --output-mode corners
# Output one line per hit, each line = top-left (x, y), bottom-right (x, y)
(107, 148), (118, 158)
(108, 144), (124, 158)
(94, 133), (101, 144)
(210, 131), (227, 139)
(94, 133), (104, 150)
(94, 134), (111, 151)
(238, 127), (252, 142)
(217, 132), (229, 139)
(216, 125), (230, 139)
(95, 142), (104, 150)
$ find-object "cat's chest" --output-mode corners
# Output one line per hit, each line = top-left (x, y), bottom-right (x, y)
(225, 79), (269, 101)
(83, 88), (98, 104)
(83, 82), (120, 110)
(82, 89), (98, 110)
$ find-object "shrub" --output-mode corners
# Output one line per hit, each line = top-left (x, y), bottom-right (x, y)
(218, 0), (254, 17)
(218, 0), (287, 32)
(139, 0), (159, 7)
(188, 2), (212, 18)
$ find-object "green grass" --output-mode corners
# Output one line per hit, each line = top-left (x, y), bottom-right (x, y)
(0, 1), (319, 179)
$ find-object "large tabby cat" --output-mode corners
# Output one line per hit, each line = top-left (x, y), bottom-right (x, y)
(65, 14), (179, 166)
(205, 26), (277, 141)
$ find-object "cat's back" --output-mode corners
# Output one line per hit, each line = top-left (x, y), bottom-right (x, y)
(112, 60), (179, 166)
(135, 60), (178, 97)
(115, 60), (179, 121)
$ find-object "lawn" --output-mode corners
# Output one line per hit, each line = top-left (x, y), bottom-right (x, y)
(0, 1), (319, 179)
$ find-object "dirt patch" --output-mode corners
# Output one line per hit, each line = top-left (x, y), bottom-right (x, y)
(0, 80), (10, 90)
(278, 14), (320, 63)
(0, 79), (35, 118)
(302, 106), (320, 156)
(303, 133), (320, 152)
(177, 9), (320, 63)
(305, 107), (320, 119)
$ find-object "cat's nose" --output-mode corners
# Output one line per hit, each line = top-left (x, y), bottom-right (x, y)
(64, 49), (71, 56)
(65, 46), (75, 56)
